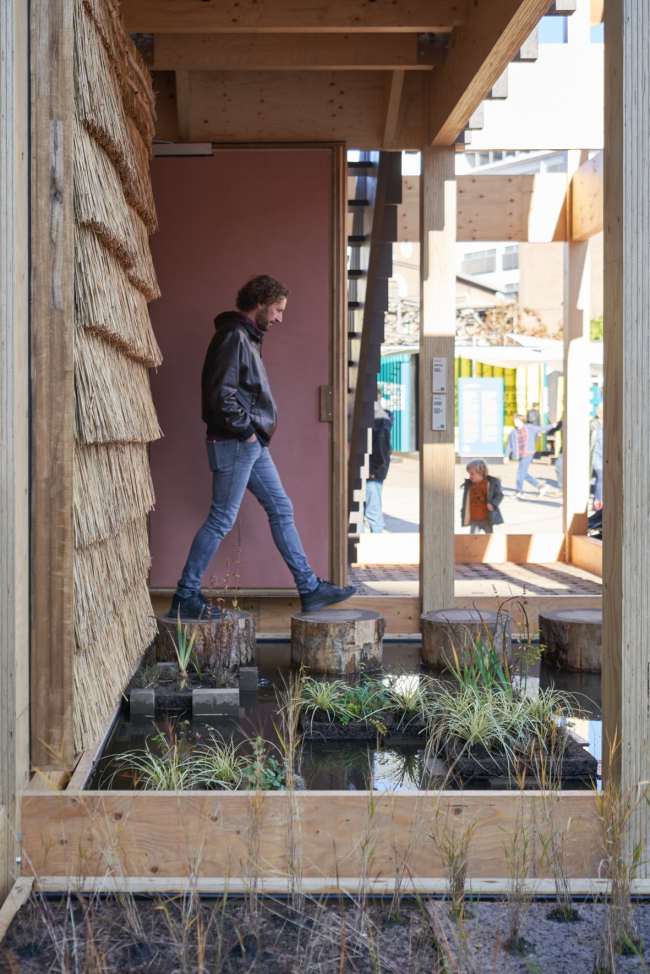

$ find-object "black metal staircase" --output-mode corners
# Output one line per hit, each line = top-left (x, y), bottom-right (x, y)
(347, 151), (402, 562)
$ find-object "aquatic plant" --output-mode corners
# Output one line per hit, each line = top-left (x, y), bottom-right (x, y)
(170, 611), (202, 690)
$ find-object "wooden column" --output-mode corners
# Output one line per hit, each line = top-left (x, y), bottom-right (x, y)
(563, 150), (591, 542)
(0, 0), (30, 899)
(603, 0), (650, 861)
(330, 145), (347, 586)
(420, 147), (456, 612)
(30, 0), (75, 768)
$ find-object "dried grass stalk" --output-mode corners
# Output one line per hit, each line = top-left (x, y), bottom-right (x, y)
(126, 204), (161, 301)
(75, 224), (162, 366)
(74, 442), (155, 547)
(75, 329), (162, 445)
(74, 577), (157, 751)
(74, 118), (140, 269)
(74, 514), (151, 650)
(123, 116), (158, 234)
(74, 0), (137, 188)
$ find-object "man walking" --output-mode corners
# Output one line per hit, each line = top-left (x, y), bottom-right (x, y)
(170, 274), (355, 619)
(503, 413), (558, 499)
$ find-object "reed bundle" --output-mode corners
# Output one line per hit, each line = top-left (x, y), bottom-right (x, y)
(74, 514), (151, 651)
(75, 329), (162, 445)
(74, 577), (157, 750)
(124, 116), (158, 234)
(74, 118), (140, 269)
(74, 0), (137, 188)
(126, 203), (161, 302)
(75, 224), (161, 366)
(73, 0), (162, 751)
(81, 0), (157, 147)
(74, 442), (155, 547)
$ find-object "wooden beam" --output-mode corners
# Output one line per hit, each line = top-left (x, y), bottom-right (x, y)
(153, 33), (439, 71)
(122, 0), (468, 33)
(571, 150), (603, 241)
(570, 536), (602, 578)
(382, 70), (406, 148)
(420, 147), (456, 612)
(563, 152), (591, 543)
(0, 0), (30, 901)
(398, 172), (568, 243)
(30, 0), (75, 770)
(602, 0), (650, 871)
(428, 0), (554, 146)
(22, 789), (602, 879)
(174, 69), (191, 140)
(0, 878), (33, 939)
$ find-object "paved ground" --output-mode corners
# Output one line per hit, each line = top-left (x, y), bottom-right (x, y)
(381, 454), (564, 535)
(349, 561), (602, 597)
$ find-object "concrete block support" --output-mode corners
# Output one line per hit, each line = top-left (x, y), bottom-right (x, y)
(603, 0), (650, 868)
(192, 689), (239, 717)
(420, 147), (456, 613)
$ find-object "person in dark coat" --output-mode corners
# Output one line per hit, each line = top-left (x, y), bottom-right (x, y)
(170, 274), (355, 618)
(460, 459), (504, 534)
(363, 386), (393, 533)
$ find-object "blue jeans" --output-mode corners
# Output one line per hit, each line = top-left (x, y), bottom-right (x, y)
(363, 478), (384, 533)
(516, 455), (540, 492)
(593, 466), (603, 504)
(177, 439), (319, 598)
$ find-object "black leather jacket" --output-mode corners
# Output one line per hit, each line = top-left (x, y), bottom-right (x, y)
(202, 311), (278, 445)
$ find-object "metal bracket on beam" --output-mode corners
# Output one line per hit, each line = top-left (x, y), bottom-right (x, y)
(417, 33), (449, 67)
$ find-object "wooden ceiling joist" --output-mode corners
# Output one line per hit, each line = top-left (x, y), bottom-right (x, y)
(427, 0), (554, 146)
(121, 0), (468, 34)
(152, 33), (445, 71)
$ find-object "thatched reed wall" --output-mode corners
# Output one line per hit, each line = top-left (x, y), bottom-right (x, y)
(73, 0), (161, 750)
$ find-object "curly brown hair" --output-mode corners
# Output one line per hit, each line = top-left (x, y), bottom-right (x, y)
(236, 274), (289, 312)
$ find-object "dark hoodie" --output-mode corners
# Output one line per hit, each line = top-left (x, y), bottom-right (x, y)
(201, 311), (278, 445)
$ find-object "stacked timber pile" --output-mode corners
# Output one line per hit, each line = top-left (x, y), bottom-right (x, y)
(73, 0), (161, 750)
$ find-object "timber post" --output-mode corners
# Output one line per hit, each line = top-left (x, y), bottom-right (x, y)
(0, 0), (30, 899)
(603, 0), (650, 866)
(419, 146), (456, 613)
(563, 150), (591, 544)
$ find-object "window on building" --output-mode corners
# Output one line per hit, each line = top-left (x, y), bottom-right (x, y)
(502, 245), (519, 271)
(461, 249), (497, 276)
(503, 282), (519, 298)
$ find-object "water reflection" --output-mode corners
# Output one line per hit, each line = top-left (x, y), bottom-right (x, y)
(91, 641), (602, 791)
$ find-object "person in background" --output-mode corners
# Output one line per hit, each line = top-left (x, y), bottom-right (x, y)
(363, 386), (393, 533)
(590, 402), (604, 511)
(460, 459), (504, 534)
(503, 414), (558, 499)
(527, 402), (541, 425)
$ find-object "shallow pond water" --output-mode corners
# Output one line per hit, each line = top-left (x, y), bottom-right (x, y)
(90, 640), (602, 792)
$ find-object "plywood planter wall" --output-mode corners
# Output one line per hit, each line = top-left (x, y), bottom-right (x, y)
(73, 0), (161, 750)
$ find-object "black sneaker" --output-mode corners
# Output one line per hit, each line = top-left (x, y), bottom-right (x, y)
(300, 578), (357, 614)
(168, 592), (207, 621)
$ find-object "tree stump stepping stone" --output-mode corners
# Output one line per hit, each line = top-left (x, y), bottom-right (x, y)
(291, 608), (385, 674)
(421, 608), (512, 669)
(156, 608), (255, 672)
(540, 608), (602, 673)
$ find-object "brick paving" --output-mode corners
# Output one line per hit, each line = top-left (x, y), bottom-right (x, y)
(349, 562), (602, 598)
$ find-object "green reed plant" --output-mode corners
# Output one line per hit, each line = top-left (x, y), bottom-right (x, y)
(170, 610), (202, 690)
